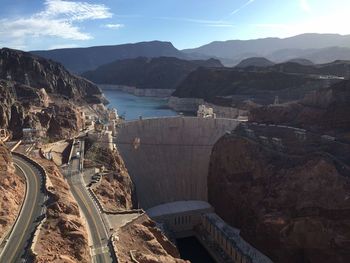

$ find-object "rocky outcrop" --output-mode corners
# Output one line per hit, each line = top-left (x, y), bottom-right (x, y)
(0, 142), (25, 240)
(82, 56), (223, 91)
(114, 214), (188, 263)
(208, 130), (350, 263)
(0, 79), (85, 139)
(85, 140), (136, 212)
(250, 79), (350, 139)
(0, 48), (104, 139)
(33, 158), (90, 263)
(172, 67), (334, 106)
(0, 48), (104, 104)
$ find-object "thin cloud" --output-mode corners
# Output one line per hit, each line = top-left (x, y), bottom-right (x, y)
(156, 16), (231, 26)
(231, 0), (255, 15)
(103, 23), (125, 29)
(206, 24), (235, 28)
(0, 0), (113, 49)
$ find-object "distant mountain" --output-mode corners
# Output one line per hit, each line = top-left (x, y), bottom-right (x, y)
(183, 34), (350, 65)
(171, 58), (350, 108)
(31, 41), (186, 73)
(172, 67), (337, 106)
(235, 57), (274, 68)
(287, 58), (314, 66)
(238, 60), (350, 79)
(82, 56), (223, 90)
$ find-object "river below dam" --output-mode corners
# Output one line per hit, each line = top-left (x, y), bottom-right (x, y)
(103, 89), (179, 120)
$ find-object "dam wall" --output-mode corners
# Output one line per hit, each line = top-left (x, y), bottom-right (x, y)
(116, 117), (239, 209)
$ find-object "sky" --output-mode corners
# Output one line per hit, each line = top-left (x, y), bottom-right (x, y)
(0, 0), (350, 51)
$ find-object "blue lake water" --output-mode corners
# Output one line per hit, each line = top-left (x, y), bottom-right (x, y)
(103, 89), (178, 120)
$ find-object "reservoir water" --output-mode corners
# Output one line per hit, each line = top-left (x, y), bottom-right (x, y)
(103, 89), (178, 120)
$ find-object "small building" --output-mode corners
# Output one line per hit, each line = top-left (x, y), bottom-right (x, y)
(197, 105), (216, 118)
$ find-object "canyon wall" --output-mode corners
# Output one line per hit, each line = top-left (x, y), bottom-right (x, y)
(116, 117), (239, 209)
(208, 128), (350, 263)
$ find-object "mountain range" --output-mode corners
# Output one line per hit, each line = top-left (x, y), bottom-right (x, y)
(30, 33), (350, 72)
(32, 41), (186, 73)
(82, 56), (223, 90)
(183, 33), (350, 65)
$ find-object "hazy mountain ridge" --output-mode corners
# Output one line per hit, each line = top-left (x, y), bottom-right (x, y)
(183, 34), (350, 65)
(235, 57), (275, 68)
(31, 41), (186, 73)
(82, 56), (223, 90)
(172, 59), (350, 106)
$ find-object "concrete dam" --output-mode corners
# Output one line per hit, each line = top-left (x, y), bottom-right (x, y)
(115, 117), (239, 209)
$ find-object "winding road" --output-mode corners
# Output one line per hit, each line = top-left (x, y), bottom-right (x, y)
(66, 140), (113, 263)
(0, 154), (46, 263)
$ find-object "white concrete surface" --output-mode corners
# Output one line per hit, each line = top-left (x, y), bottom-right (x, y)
(116, 116), (239, 209)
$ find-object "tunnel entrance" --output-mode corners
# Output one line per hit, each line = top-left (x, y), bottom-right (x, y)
(177, 236), (215, 263)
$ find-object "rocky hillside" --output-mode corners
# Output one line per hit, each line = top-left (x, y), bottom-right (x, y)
(250, 79), (350, 140)
(32, 41), (186, 73)
(0, 48), (104, 104)
(0, 143), (25, 240)
(82, 56), (223, 90)
(172, 67), (333, 106)
(114, 214), (188, 263)
(239, 60), (350, 78)
(208, 128), (350, 263)
(84, 139), (136, 212)
(33, 158), (91, 263)
(0, 48), (105, 139)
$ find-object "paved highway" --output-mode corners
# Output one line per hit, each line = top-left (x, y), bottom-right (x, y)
(0, 155), (46, 263)
(66, 139), (113, 263)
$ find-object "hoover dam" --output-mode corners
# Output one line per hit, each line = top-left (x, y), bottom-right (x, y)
(115, 116), (239, 209)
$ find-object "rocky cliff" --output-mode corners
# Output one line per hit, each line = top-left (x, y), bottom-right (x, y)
(0, 142), (25, 240)
(172, 67), (332, 106)
(82, 56), (223, 90)
(114, 214), (188, 263)
(0, 48), (104, 103)
(84, 139), (136, 212)
(0, 48), (105, 139)
(250, 79), (350, 139)
(208, 130), (350, 263)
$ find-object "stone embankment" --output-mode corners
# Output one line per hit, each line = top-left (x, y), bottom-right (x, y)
(99, 84), (175, 98)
